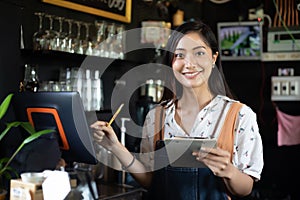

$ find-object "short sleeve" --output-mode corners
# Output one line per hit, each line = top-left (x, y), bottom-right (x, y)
(233, 105), (264, 181)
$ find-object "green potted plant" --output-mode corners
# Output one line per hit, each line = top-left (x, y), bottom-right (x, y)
(0, 93), (54, 199)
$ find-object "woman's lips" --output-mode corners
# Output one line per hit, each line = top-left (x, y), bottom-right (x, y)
(182, 71), (202, 79)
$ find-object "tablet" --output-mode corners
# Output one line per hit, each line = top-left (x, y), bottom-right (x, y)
(164, 137), (217, 168)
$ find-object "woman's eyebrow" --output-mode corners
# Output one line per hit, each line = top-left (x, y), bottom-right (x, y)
(175, 46), (206, 51)
(193, 46), (206, 51)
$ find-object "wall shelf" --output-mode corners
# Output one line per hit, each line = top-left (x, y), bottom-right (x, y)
(262, 52), (300, 61)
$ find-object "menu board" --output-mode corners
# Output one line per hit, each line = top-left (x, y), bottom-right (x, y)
(42, 0), (132, 23)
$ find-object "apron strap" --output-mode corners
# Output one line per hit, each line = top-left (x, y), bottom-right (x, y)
(153, 105), (165, 149)
(217, 102), (243, 161)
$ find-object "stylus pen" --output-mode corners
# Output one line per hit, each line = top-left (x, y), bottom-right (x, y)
(107, 103), (124, 126)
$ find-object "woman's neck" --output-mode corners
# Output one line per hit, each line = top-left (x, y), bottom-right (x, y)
(178, 88), (213, 111)
(175, 88), (214, 135)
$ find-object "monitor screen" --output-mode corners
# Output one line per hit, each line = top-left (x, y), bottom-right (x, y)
(217, 21), (263, 61)
(12, 91), (98, 165)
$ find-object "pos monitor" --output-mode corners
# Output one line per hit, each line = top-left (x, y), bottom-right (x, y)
(12, 91), (98, 165)
(217, 21), (263, 61)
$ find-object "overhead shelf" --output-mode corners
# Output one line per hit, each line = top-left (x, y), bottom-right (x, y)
(262, 52), (300, 61)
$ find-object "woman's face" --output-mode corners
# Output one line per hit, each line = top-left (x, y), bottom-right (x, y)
(172, 32), (218, 90)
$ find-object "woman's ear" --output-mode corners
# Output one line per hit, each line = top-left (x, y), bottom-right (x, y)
(212, 51), (218, 63)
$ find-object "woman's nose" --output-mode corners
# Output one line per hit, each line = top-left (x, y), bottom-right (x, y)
(184, 59), (197, 68)
(184, 53), (198, 68)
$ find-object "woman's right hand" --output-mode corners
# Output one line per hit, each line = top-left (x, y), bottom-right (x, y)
(90, 121), (120, 150)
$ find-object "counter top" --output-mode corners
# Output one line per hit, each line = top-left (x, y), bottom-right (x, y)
(97, 181), (146, 200)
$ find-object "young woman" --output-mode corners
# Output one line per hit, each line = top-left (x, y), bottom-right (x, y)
(91, 20), (263, 200)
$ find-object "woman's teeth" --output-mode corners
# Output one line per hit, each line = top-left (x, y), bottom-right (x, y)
(183, 71), (200, 77)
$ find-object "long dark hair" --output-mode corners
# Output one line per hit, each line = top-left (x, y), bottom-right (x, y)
(159, 20), (234, 105)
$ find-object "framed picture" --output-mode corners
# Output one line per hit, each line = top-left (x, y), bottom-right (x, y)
(42, 0), (132, 23)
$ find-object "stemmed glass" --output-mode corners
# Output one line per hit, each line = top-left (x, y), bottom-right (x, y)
(83, 22), (93, 55)
(153, 22), (171, 61)
(65, 19), (76, 53)
(33, 12), (47, 50)
(74, 21), (83, 54)
(44, 14), (58, 50)
(53, 16), (67, 51)
(115, 24), (125, 59)
(93, 20), (107, 57)
(105, 23), (116, 58)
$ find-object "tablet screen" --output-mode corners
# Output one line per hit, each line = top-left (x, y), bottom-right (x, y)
(164, 137), (217, 168)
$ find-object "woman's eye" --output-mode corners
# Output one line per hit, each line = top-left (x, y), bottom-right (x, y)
(195, 51), (205, 56)
(174, 53), (184, 58)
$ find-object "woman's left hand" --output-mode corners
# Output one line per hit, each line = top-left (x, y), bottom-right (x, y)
(192, 147), (233, 178)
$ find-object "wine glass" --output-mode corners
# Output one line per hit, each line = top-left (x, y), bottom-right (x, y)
(93, 20), (107, 57)
(64, 19), (76, 53)
(115, 24), (125, 59)
(153, 22), (171, 60)
(32, 12), (47, 50)
(44, 14), (58, 50)
(105, 22), (116, 58)
(82, 22), (93, 55)
(74, 21), (83, 54)
(53, 16), (67, 51)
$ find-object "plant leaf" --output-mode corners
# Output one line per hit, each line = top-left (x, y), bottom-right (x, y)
(20, 122), (36, 135)
(0, 122), (22, 141)
(0, 94), (13, 120)
(2, 129), (54, 174)
(6, 121), (22, 128)
(0, 157), (9, 170)
(0, 157), (9, 164)
(0, 126), (10, 141)
(23, 129), (54, 144)
(0, 122), (37, 141)
(0, 158), (10, 175)
(2, 168), (14, 180)
(0, 94), (56, 178)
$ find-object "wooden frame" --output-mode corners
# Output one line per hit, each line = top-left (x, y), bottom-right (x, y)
(42, 0), (132, 23)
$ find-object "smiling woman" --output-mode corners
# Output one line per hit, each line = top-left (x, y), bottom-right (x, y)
(91, 20), (264, 200)
(42, 0), (132, 23)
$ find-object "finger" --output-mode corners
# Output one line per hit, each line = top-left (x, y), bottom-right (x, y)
(192, 151), (209, 160)
(94, 129), (105, 136)
(95, 136), (103, 142)
(200, 147), (219, 154)
(202, 153), (230, 168)
(91, 124), (112, 136)
(90, 121), (108, 128)
(202, 156), (230, 172)
(201, 147), (231, 158)
(94, 132), (104, 140)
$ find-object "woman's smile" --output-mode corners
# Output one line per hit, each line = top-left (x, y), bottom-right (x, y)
(182, 70), (203, 79)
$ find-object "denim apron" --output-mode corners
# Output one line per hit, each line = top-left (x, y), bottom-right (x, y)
(146, 102), (243, 200)
(146, 142), (229, 200)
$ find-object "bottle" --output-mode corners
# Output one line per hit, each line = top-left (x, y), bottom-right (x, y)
(24, 64), (39, 92)
(92, 70), (103, 111)
(83, 69), (92, 111)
